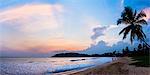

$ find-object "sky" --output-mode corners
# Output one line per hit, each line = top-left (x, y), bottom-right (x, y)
(0, 0), (150, 57)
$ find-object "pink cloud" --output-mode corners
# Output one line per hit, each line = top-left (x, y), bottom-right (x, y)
(143, 7), (150, 21)
(0, 37), (88, 53)
(0, 4), (64, 32)
(0, 4), (64, 22)
(0, 4), (88, 53)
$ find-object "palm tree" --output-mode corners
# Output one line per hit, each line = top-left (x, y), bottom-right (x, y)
(117, 6), (150, 47)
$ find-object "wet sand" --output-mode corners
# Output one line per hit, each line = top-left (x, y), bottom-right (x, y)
(69, 57), (150, 75)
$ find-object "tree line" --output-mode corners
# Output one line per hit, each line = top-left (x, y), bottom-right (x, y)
(52, 43), (150, 57)
(99, 43), (149, 57)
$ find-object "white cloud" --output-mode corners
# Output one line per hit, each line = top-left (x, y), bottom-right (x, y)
(90, 24), (124, 46)
(121, 0), (124, 7)
(91, 26), (106, 40)
(80, 40), (133, 54)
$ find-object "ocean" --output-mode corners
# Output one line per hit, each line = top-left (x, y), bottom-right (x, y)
(0, 57), (113, 75)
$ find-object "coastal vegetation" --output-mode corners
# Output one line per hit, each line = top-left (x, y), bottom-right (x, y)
(117, 6), (150, 67)
(52, 43), (149, 57)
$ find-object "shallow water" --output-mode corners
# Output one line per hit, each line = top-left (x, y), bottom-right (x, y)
(0, 57), (113, 75)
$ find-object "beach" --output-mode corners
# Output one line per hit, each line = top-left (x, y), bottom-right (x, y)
(69, 57), (150, 75)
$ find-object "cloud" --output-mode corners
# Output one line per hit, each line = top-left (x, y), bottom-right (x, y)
(80, 40), (135, 54)
(0, 3), (88, 53)
(121, 0), (124, 8)
(0, 4), (64, 33)
(143, 7), (150, 21)
(0, 3), (65, 51)
(90, 25), (123, 45)
(0, 36), (87, 53)
(91, 26), (106, 40)
(0, 49), (55, 57)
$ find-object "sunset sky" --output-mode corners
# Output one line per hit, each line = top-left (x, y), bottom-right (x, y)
(0, 0), (150, 57)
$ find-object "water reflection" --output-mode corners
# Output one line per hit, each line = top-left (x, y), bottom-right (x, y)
(0, 57), (113, 74)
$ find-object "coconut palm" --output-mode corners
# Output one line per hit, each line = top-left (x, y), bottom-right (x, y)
(117, 6), (150, 47)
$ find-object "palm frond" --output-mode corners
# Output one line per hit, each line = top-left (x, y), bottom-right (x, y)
(119, 25), (132, 39)
(119, 27), (126, 35)
(136, 19), (148, 25)
(119, 7), (135, 25)
(124, 7), (134, 20)
(133, 10), (137, 17)
(117, 19), (122, 25)
(136, 11), (146, 20)
(135, 29), (146, 42)
(130, 29), (136, 43)
(117, 6), (149, 45)
(123, 29), (131, 39)
(139, 29), (146, 38)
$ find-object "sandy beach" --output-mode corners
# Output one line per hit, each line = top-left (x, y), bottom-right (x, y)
(69, 57), (150, 75)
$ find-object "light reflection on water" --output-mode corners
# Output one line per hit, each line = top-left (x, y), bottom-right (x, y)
(0, 57), (113, 75)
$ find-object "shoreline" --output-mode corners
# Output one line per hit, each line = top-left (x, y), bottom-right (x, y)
(69, 57), (150, 75)
(52, 57), (118, 75)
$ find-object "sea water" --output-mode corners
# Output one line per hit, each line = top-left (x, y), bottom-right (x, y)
(0, 57), (113, 75)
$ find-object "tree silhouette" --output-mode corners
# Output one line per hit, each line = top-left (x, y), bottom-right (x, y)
(138, 44), (142, 50)
(117, 6), (150, 47)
